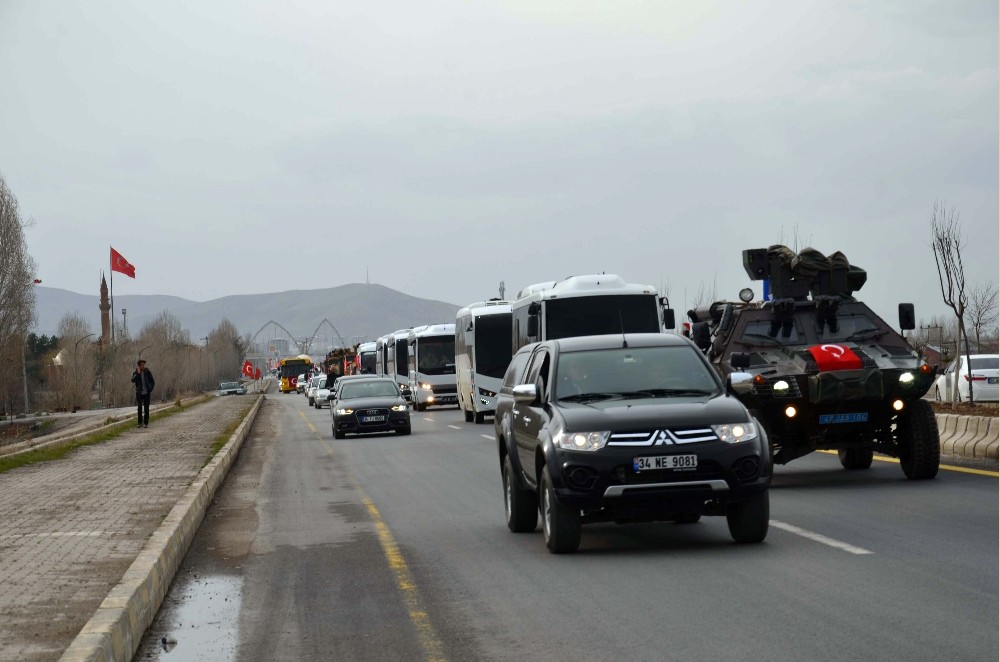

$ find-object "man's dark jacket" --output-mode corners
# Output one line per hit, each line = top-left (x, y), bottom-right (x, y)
(131, 368), (155, 395)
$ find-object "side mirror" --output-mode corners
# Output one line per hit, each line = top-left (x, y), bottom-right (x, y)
(527, 315), (539, 338)
(513, 383), (537, 404)
(898, 303), (915, 331)
(727, 372), (754, 395)
(730, 352), (751, 370)
(663, 308), (676, 330)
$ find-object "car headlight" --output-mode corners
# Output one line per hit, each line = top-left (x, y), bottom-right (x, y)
(712, 422), (758, 443)
(552, 430), (610, 452)
(419, 382), (433, 390)
(391, 404), (407, 412)
(336, 408), (354, 415)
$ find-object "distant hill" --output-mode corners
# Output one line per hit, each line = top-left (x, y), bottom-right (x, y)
(33, 283), (461, 350)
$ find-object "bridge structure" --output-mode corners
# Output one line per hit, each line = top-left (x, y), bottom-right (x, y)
(244, 319), (352, 374)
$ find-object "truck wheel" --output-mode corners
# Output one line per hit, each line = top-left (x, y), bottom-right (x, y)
(726, 491), (769, 543)
(503, 455), (537, 533)
(415, 402), (426, 412)
(541, 467), (581, 553)
(474, 411), (486, 424)
(838, 448), (874, 470)
(464, 408), (474, 422)
(898, 399), (940, 480)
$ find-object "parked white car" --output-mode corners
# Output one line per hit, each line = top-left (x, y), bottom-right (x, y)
(934, 354), (999, 403)
(295, 373), (308, 394)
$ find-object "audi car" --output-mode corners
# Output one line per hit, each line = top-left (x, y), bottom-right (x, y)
(330, 377), (411, 439)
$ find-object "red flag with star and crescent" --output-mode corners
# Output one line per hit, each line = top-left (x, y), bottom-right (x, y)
(110, 247), (136, 278)
(242, 360), (254, 378)
(807, 344), (864, 371)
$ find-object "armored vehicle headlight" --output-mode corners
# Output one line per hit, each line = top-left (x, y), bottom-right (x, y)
(712, 422), (758, 443)
(892, 399), (905, 411)
(773, 380), (790, 392)
(553, 430), (610, 452)
(898, 372), (915, 386)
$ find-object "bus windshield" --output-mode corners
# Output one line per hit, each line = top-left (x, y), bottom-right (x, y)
(417, 336), (456, 375)
(475, 314), (513, 379)
(545, 295), (659, 340)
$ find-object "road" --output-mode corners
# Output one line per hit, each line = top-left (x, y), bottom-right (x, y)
(138, 390), (999, 661)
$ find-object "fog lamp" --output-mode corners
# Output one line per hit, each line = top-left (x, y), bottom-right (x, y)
(784, 406), (797, 418)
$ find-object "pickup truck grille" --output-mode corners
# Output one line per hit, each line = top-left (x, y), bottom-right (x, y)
(607, 428), (719, 446)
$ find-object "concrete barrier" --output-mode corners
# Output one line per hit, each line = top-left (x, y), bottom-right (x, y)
(936, 413), (998, 460)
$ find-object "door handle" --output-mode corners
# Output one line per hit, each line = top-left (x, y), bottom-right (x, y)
(522, 416), (531, 424)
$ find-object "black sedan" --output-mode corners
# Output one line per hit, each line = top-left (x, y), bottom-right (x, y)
(330, 377), (411, 439)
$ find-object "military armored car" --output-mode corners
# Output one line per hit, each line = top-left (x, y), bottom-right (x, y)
(689, 246), (940, 479)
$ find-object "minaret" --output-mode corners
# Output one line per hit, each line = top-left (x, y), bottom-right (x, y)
(99, 274), (111, 346)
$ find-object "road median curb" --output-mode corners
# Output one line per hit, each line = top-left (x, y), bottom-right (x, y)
(59, 393), (265, 662)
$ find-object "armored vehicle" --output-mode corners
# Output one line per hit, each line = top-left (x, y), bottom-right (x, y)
(689, 246), (940, 479)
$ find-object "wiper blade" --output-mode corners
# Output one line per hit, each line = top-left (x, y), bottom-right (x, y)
(844, 327), (883, 342)
(621, 389), (715, 398)
(558, 392), (617, 403)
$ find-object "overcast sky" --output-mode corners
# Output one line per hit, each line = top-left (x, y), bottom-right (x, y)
(1, 0), (996, 328)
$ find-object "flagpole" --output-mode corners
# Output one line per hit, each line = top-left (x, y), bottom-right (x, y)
(109, 247), (115, 346)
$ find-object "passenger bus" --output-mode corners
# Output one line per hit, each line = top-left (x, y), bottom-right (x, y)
(356, 341), (377, 374)
(512, 274), (675, 353)
(407, 323), (457, 411)
(375, 335), (390, 377)
(278, 354), (313, 393)
(384, 329), (413, 401)
(456, 300), (512, 423)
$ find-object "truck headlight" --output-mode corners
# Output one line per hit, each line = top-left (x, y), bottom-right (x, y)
(553, 430), (610, 452)
(898, 372), (915, 386)
(419, 382), (433, 391)
(712, 422), (758, 443)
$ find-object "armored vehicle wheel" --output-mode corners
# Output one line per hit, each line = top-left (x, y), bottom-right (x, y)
(838, 448), (874, 470)
(726, 491), (769, 543)
(541, 467), (581, 554)
(898, 400), (940, 480)
(474, 411), (486, 424)
(464, 408), (474, 422)
(503, 455), (537, 533)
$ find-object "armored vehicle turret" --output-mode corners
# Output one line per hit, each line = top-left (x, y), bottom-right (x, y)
(692, 246), (940, 479)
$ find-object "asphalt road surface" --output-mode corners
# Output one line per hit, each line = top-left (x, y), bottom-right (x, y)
(138, 391), (999, 661)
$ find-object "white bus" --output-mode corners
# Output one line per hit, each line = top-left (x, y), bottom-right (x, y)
(406, 323), (457, 411)
(356, 341), (377, 374)
(456, 300), (512, 423)
(383, 328), (413, 401)
(512, 274), (674, 352)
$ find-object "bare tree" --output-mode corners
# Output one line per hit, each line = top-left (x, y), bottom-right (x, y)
(0, 173), (37, 414)
(965, 282), (998, 353)
(930, 202), (974, 404)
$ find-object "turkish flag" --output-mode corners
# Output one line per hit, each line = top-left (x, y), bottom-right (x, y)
(110, 247), (136, 278)
(242, 360), (254, 378)
(807, 344), (864, 371)
(254, 368), (262, 380)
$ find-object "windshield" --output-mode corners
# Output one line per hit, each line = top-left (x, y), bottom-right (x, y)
(545, 295), (659, 340)
(280, 362), (309, 377)
(738, 319), (804, 346)
(812, 313), (884, 343)
(555, 346), (719, 400)
(220, 382), (239, 389)
(360, 351), (377, 374)
(341, 380), (400, 399)
(474, 314), (513, 379)
(417, 336), (456, 375)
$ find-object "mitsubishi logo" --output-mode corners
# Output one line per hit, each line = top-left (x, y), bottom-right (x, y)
(652, 430), (674, 445)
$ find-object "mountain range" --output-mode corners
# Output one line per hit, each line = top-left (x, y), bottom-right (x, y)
(33, 283), (462, 350)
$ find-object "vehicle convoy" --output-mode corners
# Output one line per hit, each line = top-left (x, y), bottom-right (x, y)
(278, 355), (313, 394)
(511, 274), (675, 353)
(689, 246), (940, 479)
(356, 341), (378, 374)
(330, 377), (411, 439)
(456, 300), (512, 423)
(495, 333), (770, 554)
(380, 329), (413, 402)
(407, 324), (457, 411)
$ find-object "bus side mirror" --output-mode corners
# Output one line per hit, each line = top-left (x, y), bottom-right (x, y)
(663, 308), (676, 330)
(898, 303), (915, 331)
(527, 315), (538, 338)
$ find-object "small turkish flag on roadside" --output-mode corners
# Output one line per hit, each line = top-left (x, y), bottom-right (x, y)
(242, 360), (254, 378)
(110, 247), (136, 278)
(254, 368), (262, 380)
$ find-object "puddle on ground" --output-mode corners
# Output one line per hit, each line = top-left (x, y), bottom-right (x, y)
(141, 575), (243, 660)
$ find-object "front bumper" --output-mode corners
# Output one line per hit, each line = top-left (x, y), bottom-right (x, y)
(334, 412), (411, 435)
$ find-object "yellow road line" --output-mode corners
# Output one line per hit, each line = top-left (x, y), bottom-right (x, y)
(816, 449), (998, 477)
(296, 409), (317, 434)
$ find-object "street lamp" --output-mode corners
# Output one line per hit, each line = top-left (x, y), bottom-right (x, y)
(137, 345), (152, 359)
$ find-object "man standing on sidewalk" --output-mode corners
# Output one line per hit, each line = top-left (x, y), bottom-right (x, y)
(131, 359), (155, 428)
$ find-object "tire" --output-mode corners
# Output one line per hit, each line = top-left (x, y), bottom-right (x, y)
(726, 491), (769, 543)
(464, 408), (474, 422)
(503, 455), (538, 533)
(396, 426), (411, 436)
(541, 467), (581, 554)
(308, 397), (314, 406)
(898, 399), (940, 479)
(474, 411), (486, 424)
(415, 402), (426, 412)
(837, 447), (874, 470)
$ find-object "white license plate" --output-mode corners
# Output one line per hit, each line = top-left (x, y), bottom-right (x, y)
(989, 377), (998, 384)
(633, 454), (698, 471)
(361, 415), (387, 423)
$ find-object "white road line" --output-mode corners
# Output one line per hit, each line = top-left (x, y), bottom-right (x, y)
(770, 520), (873, 555)
(423, 418), (434, 422)
(448, 424), (461, 430)
(480, 435), (493, 440)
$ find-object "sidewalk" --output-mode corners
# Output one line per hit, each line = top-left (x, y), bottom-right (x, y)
(0, 394), (263, 662)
